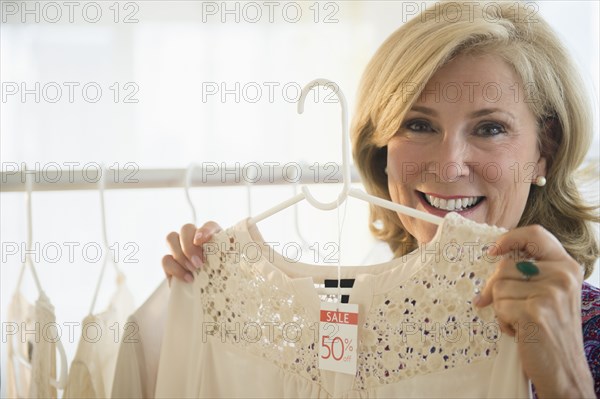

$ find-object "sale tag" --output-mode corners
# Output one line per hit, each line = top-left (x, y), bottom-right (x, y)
(318, 302), (358, 375)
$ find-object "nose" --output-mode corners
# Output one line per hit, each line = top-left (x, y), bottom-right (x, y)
(423, 133), (472, 183)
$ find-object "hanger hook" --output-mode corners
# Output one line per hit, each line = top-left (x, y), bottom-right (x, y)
(297, 79), (351, 210)
(25, 165), (33, 254)
(98, 164), (121, 275)
(17, 164), (44, 294)
(292, 173), (325, 262)
(99, 164), (110, 250)
(185, 163), (198, 225)
(245, 183), (252, 216)
(89, 164), (123, 315)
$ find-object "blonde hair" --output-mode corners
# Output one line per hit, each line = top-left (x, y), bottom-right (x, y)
(351, 1), (599, 278)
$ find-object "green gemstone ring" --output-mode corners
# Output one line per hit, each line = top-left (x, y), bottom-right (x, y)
(516, 261), (540, 281)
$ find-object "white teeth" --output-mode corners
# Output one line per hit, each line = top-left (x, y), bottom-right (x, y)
(423, 194), (482, 211)
(446, 199), (455, 210)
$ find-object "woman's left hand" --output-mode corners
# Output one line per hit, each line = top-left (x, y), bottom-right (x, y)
(476, 225), (595, 398)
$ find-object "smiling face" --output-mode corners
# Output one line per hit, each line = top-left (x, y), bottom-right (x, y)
(386, 53), (547, 244)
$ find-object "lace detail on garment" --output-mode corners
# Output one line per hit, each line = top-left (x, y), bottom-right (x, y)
(194, 213), (508, 392)
(356, 213), (507, 390)
(194, 235), (322, 385)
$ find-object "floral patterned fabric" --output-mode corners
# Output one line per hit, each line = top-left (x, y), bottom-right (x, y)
(581, 282), (600, 397)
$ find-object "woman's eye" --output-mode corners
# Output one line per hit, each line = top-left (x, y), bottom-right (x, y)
(405, 120), (433, 132)
(476, 123), (506, 136)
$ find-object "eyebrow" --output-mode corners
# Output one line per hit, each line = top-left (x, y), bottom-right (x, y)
(410, 106), (516, 120)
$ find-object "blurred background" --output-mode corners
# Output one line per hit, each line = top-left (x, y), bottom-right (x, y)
(1, 1), (598, 395)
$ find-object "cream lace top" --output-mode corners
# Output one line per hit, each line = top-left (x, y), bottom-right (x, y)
(155, 212), (531, 398)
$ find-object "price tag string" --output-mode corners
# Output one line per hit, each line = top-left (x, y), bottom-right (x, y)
(335, 194), (349, 308)
(318, 194), (357, 376)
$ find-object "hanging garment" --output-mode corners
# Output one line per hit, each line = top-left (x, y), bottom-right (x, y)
(155, 212), (531, 398)
(111, 280), (170, 399)
(63, 277), (134, 399)
(6, 292), (58, 398)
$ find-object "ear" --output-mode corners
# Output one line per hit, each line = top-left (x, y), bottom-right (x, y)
(535, 116), (558, 180)
(536, 155), (547, 179)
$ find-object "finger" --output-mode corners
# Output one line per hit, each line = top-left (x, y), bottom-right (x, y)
(193, 221), (222, 246)
(477, 256), (543, 307)
(166, 231), (196, 273)
(478, 258), (563, 303)
(492, 295), (532, 333)
(486, 225), (565, 261)
(498, 320), (516, 337)
(162, 255), (194, 283)
(192, 221), (223, 265)
(476, 265), (506, 308)
(179, 224), (205, 269)
(474, 252), (508, 307)
(497, 258), (544, 283)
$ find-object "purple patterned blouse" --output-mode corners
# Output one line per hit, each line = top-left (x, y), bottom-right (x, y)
(581, 282), (600, 397)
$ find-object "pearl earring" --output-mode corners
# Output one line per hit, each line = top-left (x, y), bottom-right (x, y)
(384, 166), (388, 175)
(535, 176), (547, 187)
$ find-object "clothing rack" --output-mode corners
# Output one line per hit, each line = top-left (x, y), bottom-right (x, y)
(0, 163), (362, 192)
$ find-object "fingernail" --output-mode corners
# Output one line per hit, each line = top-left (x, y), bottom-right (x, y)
(185, 260), (195, 271)
(191, 255), (203, 269)
(194, 231), (203, 242)
(472, 294), (481, 307)
(184, 273), (194, 283)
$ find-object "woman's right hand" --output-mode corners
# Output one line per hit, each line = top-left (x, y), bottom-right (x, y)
(162, 221), (223, 283)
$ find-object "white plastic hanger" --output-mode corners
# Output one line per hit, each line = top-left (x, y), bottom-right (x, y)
(292, 180), (325, 263)
(89, 164), (124, 316)
(247, 184), (253, 215)
(248, 79), (444, 296)
(248, 79), (443, 224)
(185, 163), (254, 223)
(11, 166), (68, 391)
(184, 163), (199, 225)
(243, 163), (259, 216)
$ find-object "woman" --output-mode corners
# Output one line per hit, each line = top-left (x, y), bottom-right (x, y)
(162, 2), (599, 397)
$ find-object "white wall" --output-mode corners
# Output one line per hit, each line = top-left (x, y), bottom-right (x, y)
(1, 1), (598, 396)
